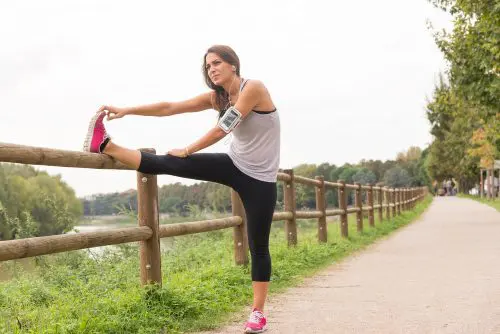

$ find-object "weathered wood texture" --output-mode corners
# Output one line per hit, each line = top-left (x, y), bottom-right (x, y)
(0, 142), (131, 169)
(137, 151), (162, 285)
(316, 176), (327, 243)
(231, 190), (249, 265)
(368, 185), (375, 227)
(158, 217), (242, 238)
(0, 227), (152, 261)
(355, 183), (363, 232)
(283, 169), (298, 246)
(338, 180), (348, 237)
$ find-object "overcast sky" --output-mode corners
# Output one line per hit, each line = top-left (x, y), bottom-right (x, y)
(1, 1), (452, 197)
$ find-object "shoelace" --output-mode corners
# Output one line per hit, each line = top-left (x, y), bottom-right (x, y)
(248, 311), (264, 323)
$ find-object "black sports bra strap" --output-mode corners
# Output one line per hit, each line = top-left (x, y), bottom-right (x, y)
(253, 108), (277, 114)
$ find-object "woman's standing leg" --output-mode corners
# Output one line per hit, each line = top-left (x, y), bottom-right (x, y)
(238, 180), (277, 311)
(236, 179), (276, 333)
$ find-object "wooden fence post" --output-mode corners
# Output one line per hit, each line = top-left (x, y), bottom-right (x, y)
(391, 188), (397, 217)
(401, 188), (406, 212)
(137, 148), (162, 286)
(338, 179), (348, 237)
(487, 169), (492, 199)
(392, 188), (395, 216)
(368, 184), (375, 227)
(315, 176), (327, 243)
(397, 189), (403, 216)
(355, 182), (363, 232)
(480, 169), (484, 198)
(408, 188), (411, 209)
(384, 187), (391, 220)
(376, 183), (383, 222)
(284, 169), (297, 246)
(411, 188), (415, 208)
(408, 188), (412, 210)
(231, 189), (249, 265)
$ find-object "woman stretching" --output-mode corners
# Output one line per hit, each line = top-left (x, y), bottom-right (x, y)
(83, 45), (280, 333)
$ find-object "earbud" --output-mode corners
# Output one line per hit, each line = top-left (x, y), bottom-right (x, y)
(232, 65), (236, 72)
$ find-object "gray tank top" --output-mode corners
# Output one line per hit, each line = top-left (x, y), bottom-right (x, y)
(228, 79), (281, 182)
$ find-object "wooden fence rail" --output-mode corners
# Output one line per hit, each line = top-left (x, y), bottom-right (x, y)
(0, 142), (428, 286)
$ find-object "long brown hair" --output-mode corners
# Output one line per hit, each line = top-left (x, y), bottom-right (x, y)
(202, 45), (240, 113)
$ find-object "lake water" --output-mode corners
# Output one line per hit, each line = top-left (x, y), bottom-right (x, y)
(0, 221), (176, 282)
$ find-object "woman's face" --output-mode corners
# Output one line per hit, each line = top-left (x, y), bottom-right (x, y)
(205, 52), (235, 86)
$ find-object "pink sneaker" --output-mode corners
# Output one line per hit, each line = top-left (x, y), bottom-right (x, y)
(83, 112), (110, 153)
(244, 308), (267, 333)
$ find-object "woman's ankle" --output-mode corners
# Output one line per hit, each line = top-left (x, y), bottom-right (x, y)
(100, 137), (111, 153)
(101, 139), (114, 155)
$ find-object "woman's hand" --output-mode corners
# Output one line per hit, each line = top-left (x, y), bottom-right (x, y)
(168, 148), (189, 158)
(97, 105), (130, 121)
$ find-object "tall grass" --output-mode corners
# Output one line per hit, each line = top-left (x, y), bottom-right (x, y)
(0, 196), (432, 333)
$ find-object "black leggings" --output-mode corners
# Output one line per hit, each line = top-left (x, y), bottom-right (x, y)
(138, 152), (277, 282)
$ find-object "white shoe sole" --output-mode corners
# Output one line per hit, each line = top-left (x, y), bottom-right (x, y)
(244, 326), (267, 333)
(82, 112), (105, 152)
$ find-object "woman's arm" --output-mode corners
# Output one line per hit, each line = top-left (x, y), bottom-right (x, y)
(101, 92), (215, 120)
(169, 80), (264, 157)
(168, 127), (227, 157)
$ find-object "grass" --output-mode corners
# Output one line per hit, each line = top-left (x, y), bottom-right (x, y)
(457, 193), (500, 212)
(0, 195), (432, 334)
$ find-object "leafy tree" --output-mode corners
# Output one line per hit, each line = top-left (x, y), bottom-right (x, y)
(293, 164), (318, 209)
(352, 168), (377, 185)
(429, 0), (499, 112)
(383, 166), (412, 188)
(427, 0), (499, 187)
(0, 200), (39, 240)
(161, 196), (182, 213)
(206, 187), (231, 212)
(0, 163), (82, 240)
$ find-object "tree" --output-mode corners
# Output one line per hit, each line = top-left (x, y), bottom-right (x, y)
(396, 146), (422, 163)
(425, 75), (481, 191)
(383, 166), (412, 188)
(352, 168), (377, 185)
(427, 0), (499, 186)
(294, 164), (318, 209)
(161, 196), (182, 213)
(429, 0), (499, 113)
(0, 163), (82, 239)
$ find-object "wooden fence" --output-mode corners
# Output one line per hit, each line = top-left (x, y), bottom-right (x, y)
(0, 142), (427, 285)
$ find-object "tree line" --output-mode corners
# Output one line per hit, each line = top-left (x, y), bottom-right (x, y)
(425, 0), (499, 191)
(0, 163), (82, 240)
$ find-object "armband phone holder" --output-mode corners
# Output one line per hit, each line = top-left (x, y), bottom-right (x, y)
(218, 106), (242, 133)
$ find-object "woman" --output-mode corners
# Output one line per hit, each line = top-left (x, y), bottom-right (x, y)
(83, 45), (280, 333)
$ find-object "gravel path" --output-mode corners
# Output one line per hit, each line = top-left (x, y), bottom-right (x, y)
(198, 197), (500, 334)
